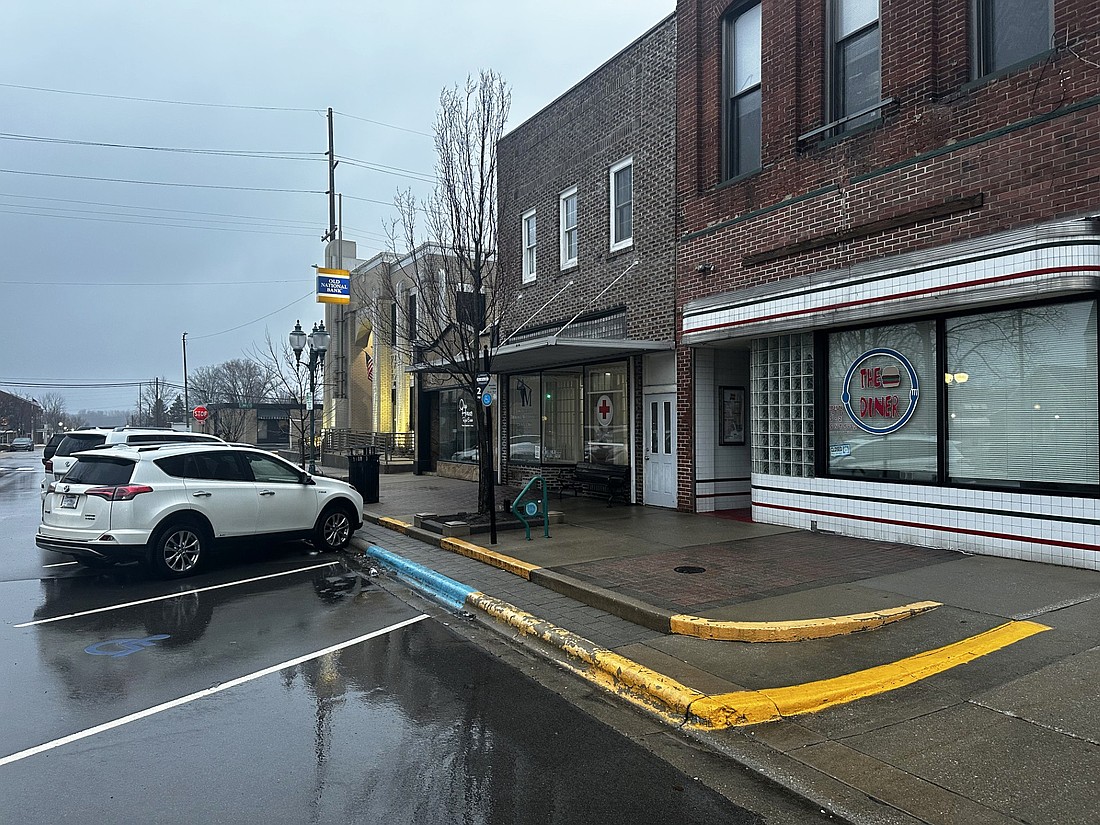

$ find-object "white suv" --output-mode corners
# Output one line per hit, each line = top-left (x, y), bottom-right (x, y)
(47, 427), (225, 486)
(37, 443), (364, 578)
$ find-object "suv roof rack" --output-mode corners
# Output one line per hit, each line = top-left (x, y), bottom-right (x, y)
(112, 425), (176, 432)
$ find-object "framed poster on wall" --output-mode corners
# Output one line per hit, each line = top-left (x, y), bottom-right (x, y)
(719, 386), (746, 446)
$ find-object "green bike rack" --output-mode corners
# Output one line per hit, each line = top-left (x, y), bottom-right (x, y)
(510, 475), (550, 540)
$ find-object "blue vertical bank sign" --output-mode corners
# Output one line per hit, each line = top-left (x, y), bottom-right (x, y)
(316, 268), (350, 305)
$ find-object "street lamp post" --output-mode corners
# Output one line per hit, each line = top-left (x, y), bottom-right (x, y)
(290, 320), (330, 474)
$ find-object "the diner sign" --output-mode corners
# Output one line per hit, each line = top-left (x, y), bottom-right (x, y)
(841, 347), (920, 435)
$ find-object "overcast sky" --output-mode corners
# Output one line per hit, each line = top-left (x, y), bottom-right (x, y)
(0, 0), (674, 415)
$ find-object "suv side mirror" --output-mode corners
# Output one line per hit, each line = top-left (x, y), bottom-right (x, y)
(300, 473), (316, 485)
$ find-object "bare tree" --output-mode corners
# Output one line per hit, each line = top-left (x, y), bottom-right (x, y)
(181, 359), (277, 442)
(252, 333), (316, 469)
(380, 70), (512, 513)
(37, 393), (68, 434)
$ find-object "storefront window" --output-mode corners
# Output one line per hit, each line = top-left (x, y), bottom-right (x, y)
(505, 362), (629, 465)
(439, 388), (478, 462)
(543, 370), (582, 462)
(585, 364), (629, 465)
(946, 300), (1099, 487)
(828, 321), (938, 481)
(509, 375), (543, 462)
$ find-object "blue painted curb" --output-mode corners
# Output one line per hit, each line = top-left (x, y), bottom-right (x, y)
(365, 544), (476, 613)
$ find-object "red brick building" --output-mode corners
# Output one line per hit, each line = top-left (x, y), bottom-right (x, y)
(675, 1), (1100, 568)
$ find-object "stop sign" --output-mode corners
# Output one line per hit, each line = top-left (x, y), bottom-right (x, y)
(193, 406), (209, 422)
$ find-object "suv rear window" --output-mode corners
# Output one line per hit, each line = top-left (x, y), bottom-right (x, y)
(63, 457), (136, 486)
(56, 434), (108, 456)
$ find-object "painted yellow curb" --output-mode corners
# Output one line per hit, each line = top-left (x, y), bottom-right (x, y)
(466, 591), (1049, 730)
(468, 592), (705, 723)
(441, 538), (539, 580)
(670, 600), (943, 642)
(378, 517), (411, 534)
(687, 620), (1051, 728)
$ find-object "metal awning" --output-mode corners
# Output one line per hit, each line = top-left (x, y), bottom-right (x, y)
(256, 409), (290, 420)
(411, 336), (673, 375)
(487, 335), (672, 373)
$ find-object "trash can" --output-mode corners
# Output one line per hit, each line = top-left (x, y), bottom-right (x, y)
(347, 447), (379, 503)
(346, 449), (364, 494)
(361, 449), (380, 504)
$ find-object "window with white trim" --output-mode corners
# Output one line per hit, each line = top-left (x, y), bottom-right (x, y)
(829, 0), (880, 131)
(559, 186), (578, 269)
(522, 209), (537, 283)
(723, 2), (762, 180)
(609, 158), (633, 252)
(973, 0), (1052, 78)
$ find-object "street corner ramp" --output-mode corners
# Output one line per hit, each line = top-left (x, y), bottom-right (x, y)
(669, 600), (943, 642)
(685, 620), (1052, 729)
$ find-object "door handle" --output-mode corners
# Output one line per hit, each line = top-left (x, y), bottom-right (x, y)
(259, 490), (276, 496)
(192, 491), (212, 498)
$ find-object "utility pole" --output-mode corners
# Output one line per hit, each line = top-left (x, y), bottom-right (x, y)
(325, 107), (337, 243)
(182, 332), (189, 428)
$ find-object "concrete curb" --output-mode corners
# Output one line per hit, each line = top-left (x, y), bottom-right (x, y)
(364, 510), (940, 641)
(352, 537), (1049, 729)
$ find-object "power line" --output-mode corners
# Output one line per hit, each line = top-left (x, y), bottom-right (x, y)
(0, 206), (319, 237)
(0, 191), (370, 229)
(335, 155), (436, 183)
(0, 277), (306, 287)
(190, 291), (315, 340)
(0, 82), (432, 137)
(0, 167), (323, 194)
(0, 81), (322, 112)
(0, 131), (323, 160)
(0, 197), (318, 231)
(332, 110), (433, 138)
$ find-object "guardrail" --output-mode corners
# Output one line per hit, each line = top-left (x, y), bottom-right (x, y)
(323, 429), (414, 462)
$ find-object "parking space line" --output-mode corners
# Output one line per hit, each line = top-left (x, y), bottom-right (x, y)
(0, 614), (430, 767)
(13, 563), (340, 628)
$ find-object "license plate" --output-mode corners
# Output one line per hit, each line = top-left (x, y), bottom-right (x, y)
(60, 494), (78, 509)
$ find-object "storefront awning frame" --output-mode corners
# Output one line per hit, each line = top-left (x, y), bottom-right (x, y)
(409, 336), (674, 375)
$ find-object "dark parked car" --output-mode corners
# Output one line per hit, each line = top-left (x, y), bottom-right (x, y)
(42, 432), (67, 465)
(11, 437), (34, 451)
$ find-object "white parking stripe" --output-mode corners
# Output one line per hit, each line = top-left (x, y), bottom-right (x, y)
(14, 563), (340, 627)
(0, 614), (430, 767)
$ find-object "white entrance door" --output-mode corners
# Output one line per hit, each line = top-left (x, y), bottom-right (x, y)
(643, 392), (676, 508)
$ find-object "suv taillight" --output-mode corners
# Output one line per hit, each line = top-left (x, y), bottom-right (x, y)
(44, 460), (53, 472)
(85, 485), (154, 501)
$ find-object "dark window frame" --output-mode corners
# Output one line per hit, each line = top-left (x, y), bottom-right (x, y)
(826, 0), (881, 132)
(722, 1), (763, 181)
(971, 0), (1054, 80)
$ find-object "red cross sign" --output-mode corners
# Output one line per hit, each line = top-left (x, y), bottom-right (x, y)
(595, 394), (614, 427)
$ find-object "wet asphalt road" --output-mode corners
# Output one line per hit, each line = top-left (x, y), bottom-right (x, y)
(0, 451), (827, 824)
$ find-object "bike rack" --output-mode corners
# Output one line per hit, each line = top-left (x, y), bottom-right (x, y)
(510, 475), (550, 541)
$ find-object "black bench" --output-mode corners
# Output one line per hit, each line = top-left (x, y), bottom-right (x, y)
(563, 462), (630, 505)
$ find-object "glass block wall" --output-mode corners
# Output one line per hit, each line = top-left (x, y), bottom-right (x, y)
(751, 334), (815, 477)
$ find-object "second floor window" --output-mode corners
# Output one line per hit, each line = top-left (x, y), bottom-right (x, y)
(723, 2), (762, 180)
(974, 0), (1052, 77)
(610, 158), (633, 251)
(560, 187), (578, 269)
(830, 0), (880, 130)
(522, 209), (537, 283)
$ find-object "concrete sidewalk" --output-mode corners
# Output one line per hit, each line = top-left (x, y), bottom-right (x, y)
(332, 468), (1100, 824)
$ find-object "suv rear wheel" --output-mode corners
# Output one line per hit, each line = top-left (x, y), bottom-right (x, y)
(149, 519), (209, 578)
(313, 504), (354, 552)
